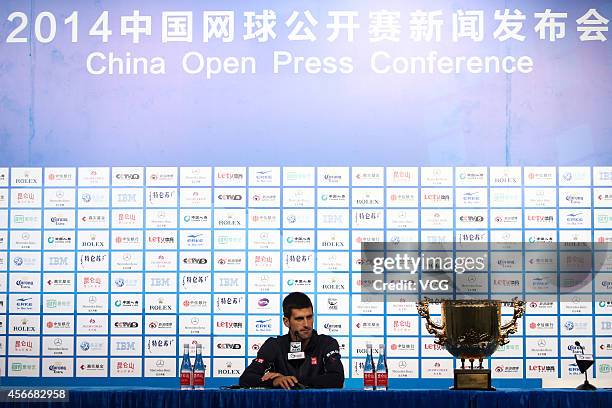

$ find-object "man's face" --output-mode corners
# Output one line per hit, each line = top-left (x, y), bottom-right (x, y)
(284, 307), (313, 341)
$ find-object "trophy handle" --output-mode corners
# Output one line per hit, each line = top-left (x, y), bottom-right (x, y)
(416, 298), (447, 346)
(499, 297), (526, 346)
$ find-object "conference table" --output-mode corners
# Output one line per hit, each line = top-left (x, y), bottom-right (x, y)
(3, 388), (612, 408)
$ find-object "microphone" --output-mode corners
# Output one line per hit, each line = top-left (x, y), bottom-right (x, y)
(575, 341), (585, 354)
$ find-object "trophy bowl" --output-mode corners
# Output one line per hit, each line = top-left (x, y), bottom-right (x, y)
(417, 298), (525, 370)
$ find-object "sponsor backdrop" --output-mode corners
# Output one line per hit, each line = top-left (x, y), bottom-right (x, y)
(0, 166), (611, 388)
(0, 0), (611, 389)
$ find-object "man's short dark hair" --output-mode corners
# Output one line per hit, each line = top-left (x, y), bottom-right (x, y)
(282, 292), (313, 318)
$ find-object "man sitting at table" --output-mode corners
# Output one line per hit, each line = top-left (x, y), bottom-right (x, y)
(239, 292), (344, 389)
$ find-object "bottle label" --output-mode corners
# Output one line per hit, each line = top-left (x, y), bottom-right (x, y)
(364, 372), (375, 387)
(180, 371), (192, 386)
(193, 372), (205, 387)
(376, 372), (388, 388)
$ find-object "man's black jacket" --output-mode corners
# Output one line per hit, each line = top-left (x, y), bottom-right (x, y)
(239, 330), (344, 388)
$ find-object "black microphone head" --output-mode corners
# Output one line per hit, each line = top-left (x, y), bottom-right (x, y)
(575, 341), (581, 347)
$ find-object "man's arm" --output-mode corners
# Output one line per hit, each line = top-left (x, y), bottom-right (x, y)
(299, 339), (344, 388)
(238, 338), (278, 387)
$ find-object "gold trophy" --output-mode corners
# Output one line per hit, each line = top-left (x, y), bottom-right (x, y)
(417, 297), (525, 390)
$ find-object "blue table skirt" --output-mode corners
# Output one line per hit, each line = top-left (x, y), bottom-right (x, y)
(4, 388), (612, 408)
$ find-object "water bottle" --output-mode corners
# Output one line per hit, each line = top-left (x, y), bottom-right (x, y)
(363, 343), (375, 390)
(192, 343), (205, 390)
(180, 343), (193, 390)
(375, 343), (388, 390)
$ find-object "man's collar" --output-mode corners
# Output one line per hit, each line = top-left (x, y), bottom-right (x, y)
(283, 329), (319, 351)
(304, 329), (318, 351)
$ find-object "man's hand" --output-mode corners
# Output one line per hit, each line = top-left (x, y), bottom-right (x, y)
(272, 375), (299, 390)
(261, 371), (282, 382)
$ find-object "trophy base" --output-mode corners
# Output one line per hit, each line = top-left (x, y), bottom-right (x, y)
(452, 369), (494, 391)
(576, 381), (597, 391)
